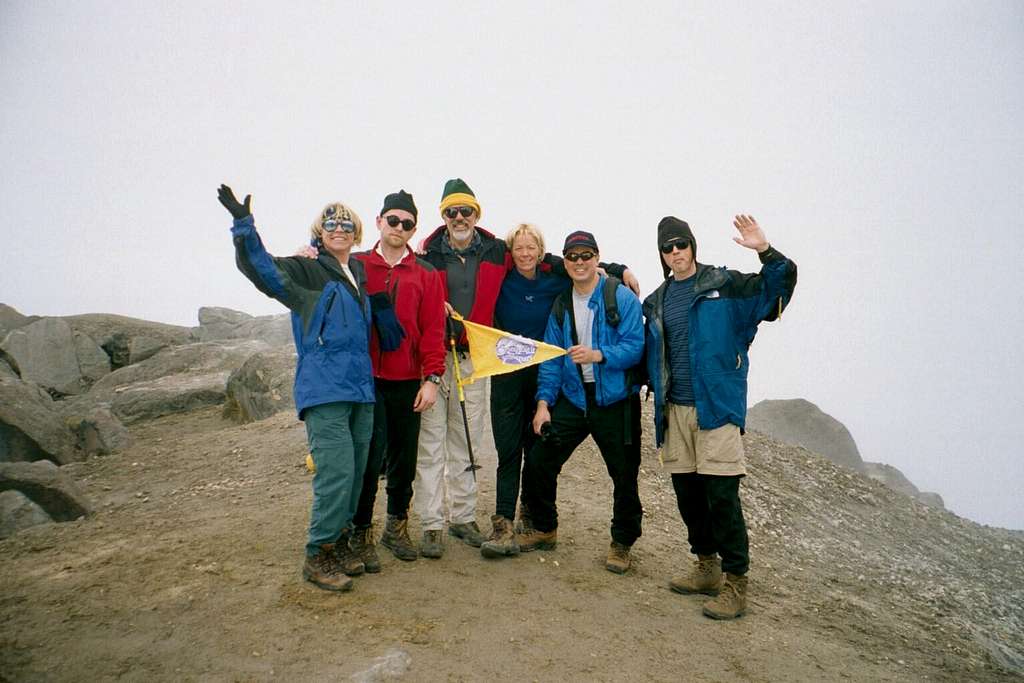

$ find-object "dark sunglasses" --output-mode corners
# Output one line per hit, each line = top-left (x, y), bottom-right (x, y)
(564, 251), (596, 263)
(384, 215), (416, 231)
(444, 206), (475, 219)
(323, 219), (356, 233)
(660, 238), (692, 254)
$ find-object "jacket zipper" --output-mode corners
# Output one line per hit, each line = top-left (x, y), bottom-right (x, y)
(317, 290), (337, 346)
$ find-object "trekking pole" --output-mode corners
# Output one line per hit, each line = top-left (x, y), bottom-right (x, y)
(448, 325), (481, 478)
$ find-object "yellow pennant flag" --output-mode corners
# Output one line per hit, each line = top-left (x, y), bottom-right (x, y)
(451, 313), (566, 383)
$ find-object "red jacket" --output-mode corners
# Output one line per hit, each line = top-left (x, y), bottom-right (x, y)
(355, 245), (446, 381)
(419, 225), (509, 331)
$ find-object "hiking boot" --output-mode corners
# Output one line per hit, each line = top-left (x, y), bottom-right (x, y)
(702, 573), (748, 620)
(448, 521), (486, 547)
(420, 530), (445, 559)
(605, 541), (632, 574)
(516, 527), (557, 552)
(669, 554), (723, 596)
(481, 515), (520, 559)
(514, 502), (534, 534)
(302, 545), (353, 592)
(380, 515), (418, 562)
(349, 525), (381, 574)
(334, 533), (365, 576)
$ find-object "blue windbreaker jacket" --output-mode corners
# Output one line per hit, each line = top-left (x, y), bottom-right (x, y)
(536, 275), (644, 411)
(231, 215), (375, 417)
(643, 246), (797, 446)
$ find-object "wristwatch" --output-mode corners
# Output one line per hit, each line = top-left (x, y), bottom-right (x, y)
(424, 374), (442, 385)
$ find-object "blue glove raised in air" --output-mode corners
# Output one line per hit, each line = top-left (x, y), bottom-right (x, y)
(369, 292), (406, 352)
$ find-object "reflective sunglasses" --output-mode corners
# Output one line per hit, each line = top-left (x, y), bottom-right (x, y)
(384, 215), (416, 231)
(444, 206), (475, 219)
(660, 238), (692, 254)
(564, 251), (596, 263)
(323, 219), (356, 233)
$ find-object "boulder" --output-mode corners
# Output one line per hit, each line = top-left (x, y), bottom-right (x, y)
(64, 313), (194, 370)
(863, 461), (946, 510)
(1, 317), (109, 395)
(65, 407), (131, 455)
(196, 306), (292, 346)
(0, 374), (79, 464)
(0, 461), (91, 521)
(0, 489), (53, 538)
(746, 399), (865, 472)
(223, 348), (297, 422)
(0, 303), (37, 339)
(82, 340), (271, 424)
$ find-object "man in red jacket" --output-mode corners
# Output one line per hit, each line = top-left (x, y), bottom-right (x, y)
(347, 190), (447, 570)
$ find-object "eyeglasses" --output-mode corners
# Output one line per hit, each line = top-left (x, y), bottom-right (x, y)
(564, 251), (596, 263)
(323, 219), (356, 234)
(660, 238), (692, 254)
(444, 206), (475, 219)
(384, 215), (416, 231)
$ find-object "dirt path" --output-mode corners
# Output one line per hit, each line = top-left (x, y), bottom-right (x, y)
(1, 407), (1017, 681)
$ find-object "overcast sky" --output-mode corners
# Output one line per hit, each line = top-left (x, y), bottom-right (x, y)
(2, 1), (1021, 529)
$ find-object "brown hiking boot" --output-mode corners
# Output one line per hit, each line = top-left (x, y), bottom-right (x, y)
(448, 521), (486, 547)
(669, 554), (723, 596)
(702, 573), (748, 620)
(302, 545), (353, 592)
(514, 502), (534, 535)
(420, 530), (445, 559)
(516, 527), (557, 552)
(605, 541), (632, 574)
(380, 515), (417, 561)
(334, 533), (365, 576)
(481, 515), (520, 559)
(349, 525), (381, 574)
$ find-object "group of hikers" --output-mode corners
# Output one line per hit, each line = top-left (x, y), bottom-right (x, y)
(217, 177), (797, 620)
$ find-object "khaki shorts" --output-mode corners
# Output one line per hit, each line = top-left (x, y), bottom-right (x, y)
(660, 403), (746, 476)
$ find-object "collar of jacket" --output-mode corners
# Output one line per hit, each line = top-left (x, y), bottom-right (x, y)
(315, 250), (365, 303)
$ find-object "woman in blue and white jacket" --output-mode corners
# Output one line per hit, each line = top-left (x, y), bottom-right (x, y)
(218, 185), (374, 593)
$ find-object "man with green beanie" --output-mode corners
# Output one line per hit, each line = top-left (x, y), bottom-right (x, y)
(643, 214), (797, 619)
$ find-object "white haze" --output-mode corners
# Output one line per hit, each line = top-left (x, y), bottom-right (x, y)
(1, 2), (1021, 529)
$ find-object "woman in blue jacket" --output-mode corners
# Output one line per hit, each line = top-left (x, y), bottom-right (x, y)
(218, 185), (375, 593)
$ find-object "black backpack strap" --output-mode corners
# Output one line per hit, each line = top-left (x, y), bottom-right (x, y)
(602, 276), (621, 328)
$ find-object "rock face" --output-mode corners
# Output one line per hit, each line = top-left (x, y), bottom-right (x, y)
(863, 461), (945, 509)
(0, 303), (36, 339)
(747, 398), (865, 471)
(223, 348), (296, 422)
(66, 407), (132, 456)
(0, 318), (110, 396)
(79, 339), (271, 424)
(64, 313), (195, 370)
(0, 461), (91, 521)
(747, 398), (945, 511)
(0, 373), (79, 464)
(0, 489), (52, 538)
(195, 307), (292, 346)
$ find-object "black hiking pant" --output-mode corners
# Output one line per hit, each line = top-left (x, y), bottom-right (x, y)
(522, 384), (643, 546)
(671, 472), (749, 575)
(490, 365), (540, 521)
(353, 378), (421, 527)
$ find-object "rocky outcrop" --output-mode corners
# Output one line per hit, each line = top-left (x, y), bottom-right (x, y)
(0, 303), (37, 339)
(195, 307), (292, 346)
(747, 398), (864, 471)
(0, 490), (52, 538)
(65, 407), (132, 456)
(0, 461), (91, 521)
(76, 339), (271, 424)
(64, 313), (194, 370)
(223, 348), (296, 422)
(747, 398), (946, 511)
(1, 318), (110, 396)
(0, 373), (79, 464)
(863, 461), (945, 509)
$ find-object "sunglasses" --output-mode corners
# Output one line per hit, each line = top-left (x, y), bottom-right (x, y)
(444, 206), (475, 219)
(323, 219), (356, 234)
(564, 251), (596, 263)
(384, 215), (416, 231)
(660, 238), (692, 254)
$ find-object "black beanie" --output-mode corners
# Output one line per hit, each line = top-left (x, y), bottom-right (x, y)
(380, 189), (417, 219)
(657, 216), (696, 279)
